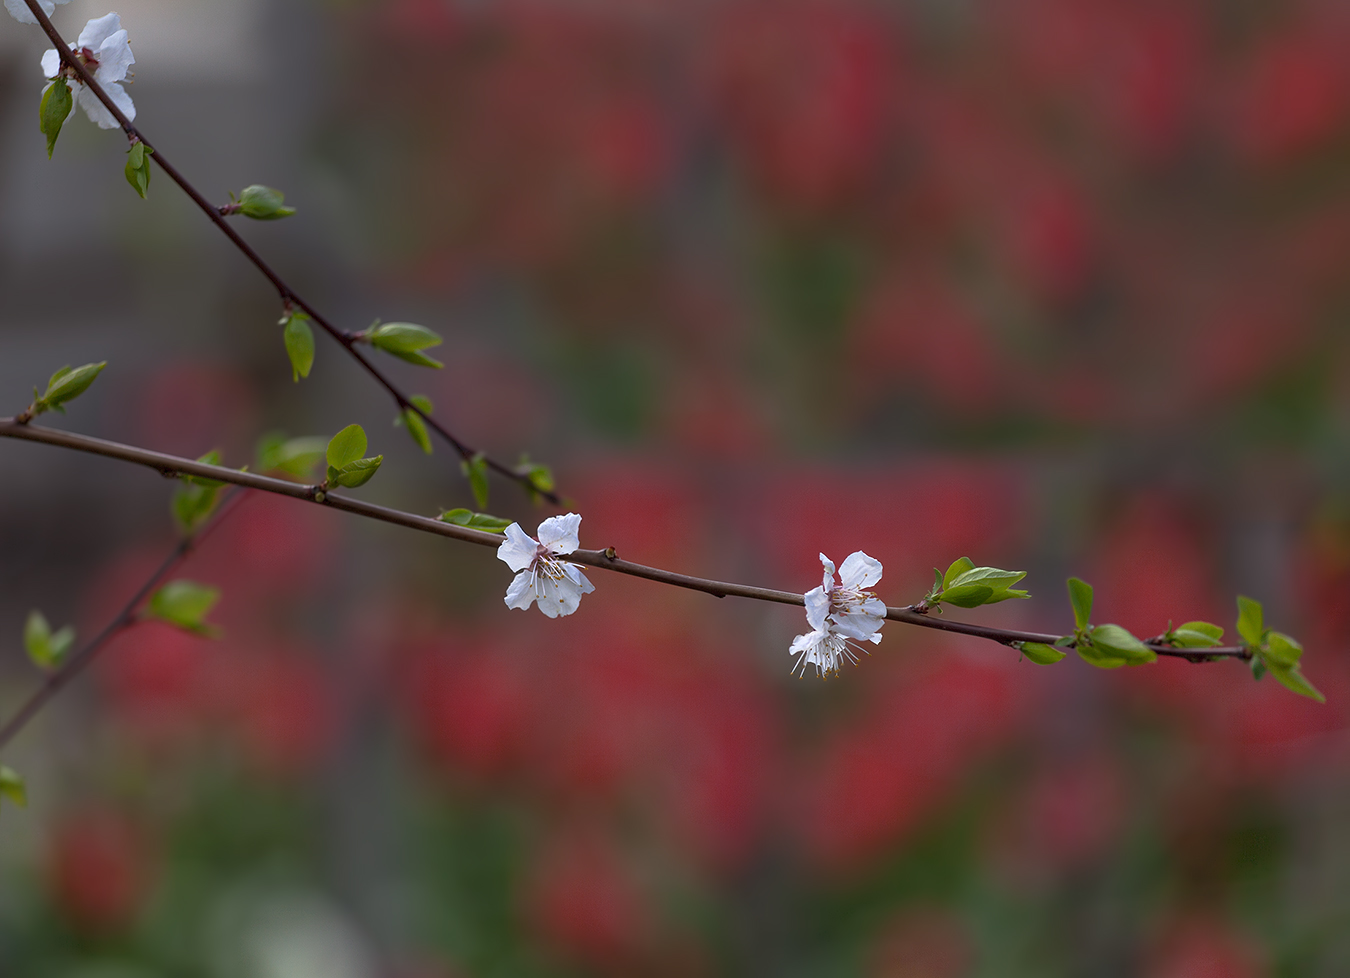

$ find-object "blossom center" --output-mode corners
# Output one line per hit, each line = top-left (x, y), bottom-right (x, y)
(77, 46), (99, 70)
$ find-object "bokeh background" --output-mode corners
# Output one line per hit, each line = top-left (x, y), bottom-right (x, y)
(3, 0), (1350, 974)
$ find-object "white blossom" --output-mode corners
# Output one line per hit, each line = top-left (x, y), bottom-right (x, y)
(40, 12), (135, 130)
(789, 551), (886, 678)
(5, 0), (71, 26)
(497, 513), (595, 618)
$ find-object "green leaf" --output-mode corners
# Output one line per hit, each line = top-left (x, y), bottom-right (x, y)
(1018, 642), (1066, 665)
(1251, 656), (1267, 681)
(1267, 662), (1325, 703)
(124, 141), (151, 198)
(439, 509), (513, 533)
(1236, 595), (1264, 647)
(1088, 624), (1157, 664)
(396, 408), (432, 454)
(281, 311), (315, 382)
(1264, 631), (1303, 668)
(1169, 620), (1224, 648)
(948, 566), (1027, 591)
(366, 322), (444, 369)
(237, 184), (296, 220)
(462, 452), (489, 510)
(1074, 642), (1130, 669)
(326, 424), (367, 469)
(331, 455), (383, 489)
(172, 484), (219, 534)
(256, 433), (326, 479)
(37, 361), (106, 414)
(943, 557), (975, 590)
(39, 80), (72, 159)
(1067, 577), (1094, 630)
(0, 766), (26, 809)
(515, 455), (555, 501)
(24, 610), (74, 671)
(145, 580), (221, 637)
(939, 584), (994, 608)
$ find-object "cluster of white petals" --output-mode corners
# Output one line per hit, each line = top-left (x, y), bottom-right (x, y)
(497, 514), (595, 618)
(5, 0), (70, 26)
(790, 551), (886, 678)
(40, 13), (135, 129)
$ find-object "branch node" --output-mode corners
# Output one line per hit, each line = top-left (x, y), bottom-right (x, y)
(603, 546), (617, 561)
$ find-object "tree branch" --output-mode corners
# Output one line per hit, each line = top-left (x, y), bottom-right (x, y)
(0, 419), (1252, 664)
(19, 0), (557, 505)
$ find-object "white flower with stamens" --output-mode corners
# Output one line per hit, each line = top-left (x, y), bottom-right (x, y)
(497, 513), (595, 618)
(40, 13), (135, 130)
(789, 551), (886, 678)
(5, 0), (71, 26)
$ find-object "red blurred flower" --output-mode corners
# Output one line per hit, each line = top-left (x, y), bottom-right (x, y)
(48, 809), (151, 933)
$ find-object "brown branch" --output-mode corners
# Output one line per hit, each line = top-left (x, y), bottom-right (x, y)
(0, 489), (244, 752)
(18, 0), (557, 505)
(0, 419), (1253, 666)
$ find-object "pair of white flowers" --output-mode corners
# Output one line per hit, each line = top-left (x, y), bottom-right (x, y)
(7, 1), (137, 130)
(496, 515), (885, 678)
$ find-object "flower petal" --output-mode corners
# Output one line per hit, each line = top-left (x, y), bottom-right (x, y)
(818, 552), (837, 589)
(503, 570), (535, 611)
(77, 81), (130, 128)
(7, 0), (60, 26)
(497, 523), (538, 572)
(563, 563), (596, 595)
(77, 12), (121, 51)
(832, 612), (883, 642)
(838, 551), (882, 590)
(534, 567), (587, 617)
(536, 512), (582, 554)
(803, 585), (830, 632)
(94, 28), (134, 84)
(40, 48), (63, 79)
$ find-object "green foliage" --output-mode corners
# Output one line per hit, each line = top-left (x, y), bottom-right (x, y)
(0, 766), (26, 810)
(364, 322), (444, 369)
(394, 394), (434, 454)
(1234, 596), (1324, 703)
(1017, 641), (1066, 665)
(171, 451), (228, 533)
(30, 361), (106, 417)
(235, 184), (295, 219)
(39, 80), (71, 159)
(280, 310), (314, 382)
(256, 432), (326, 480)
(925, 557), (1030, 609)
(145, 580), (221, 637)
(325, 424), (383, 489)
(124, 141), (151, 198)
(515, 455), (555, 502)
(462, 452), (490, 509)
(1166, 620), (1224, 648)
(439, 509), (513, 533)
(24, 610), (74, 671)
(1067, 577), (1093, 631)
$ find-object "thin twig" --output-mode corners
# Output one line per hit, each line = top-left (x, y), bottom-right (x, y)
(0, 420), (1252, 664)
(18, 0), (557, 505)
(0, 489), (244, 752)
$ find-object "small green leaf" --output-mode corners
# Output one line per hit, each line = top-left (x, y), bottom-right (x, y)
(37, 361), (106, 415)
(1264, 631), (1303, 668)
(257, 433), (326, 479)
(1088, 624), (1156, 664)
(1074, 642), (1130, 669)
(237, 184), (296, 220)
(365, 322), (444, 369)
(39, 80), (72, 159)
(939, 584), (994, 608)
(172, 483), (220, 534)
(326, 424), (367, 469)
(24, 610), (74, 671)
(1267, 662), (1325, 703)
(0, 766), (26, 809)
(1251, 656), (1267, 681)
(515, 455), (556, 502)
(1169, 620), (1224, 648)
(281, 311), (315, 382)
(1067, 577), (1094, 630)
(943, 557), (975, 590)
(396, 408), (432, 454)
(1019, 642), (1066, 665)
(145, 580), (221, 637)
(439, 509), (513, 533)
(1236, 595), (1264, 647)
(948, 566), (1027, 591)
(124, 141), (151, 198)
(331, 455), (383, 489)
(462, 452), (489, 509)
